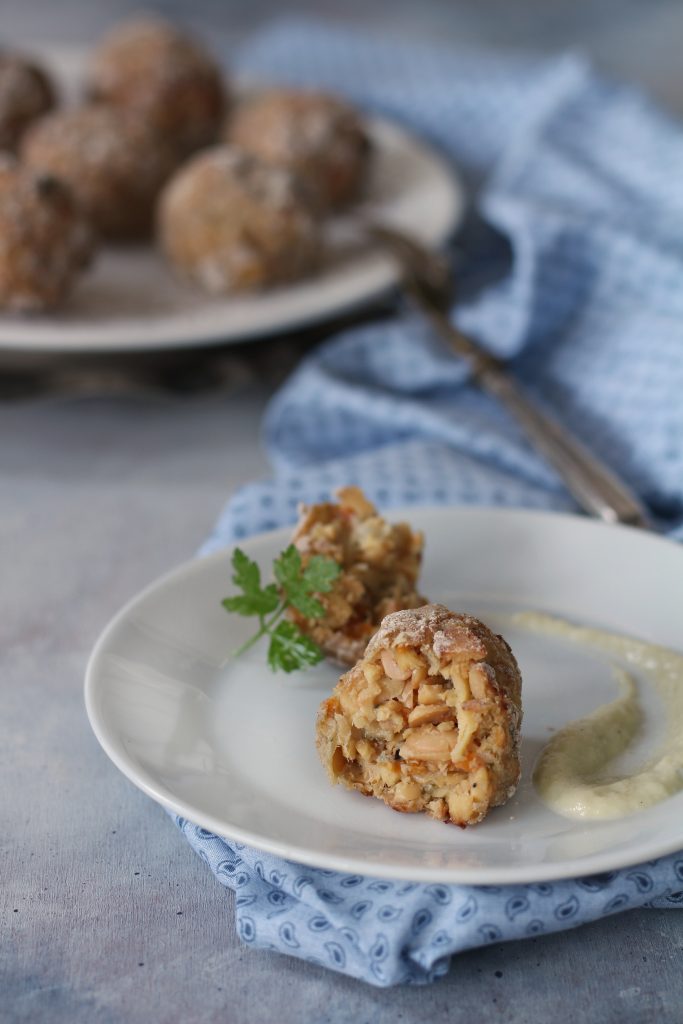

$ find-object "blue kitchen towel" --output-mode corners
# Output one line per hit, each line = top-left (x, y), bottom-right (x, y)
(174, 22), (683, 985)
(176, 820), (683, 986)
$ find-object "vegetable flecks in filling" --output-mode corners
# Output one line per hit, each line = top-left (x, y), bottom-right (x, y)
(289, 486), (426, 666)
(317, 605), (523, 827)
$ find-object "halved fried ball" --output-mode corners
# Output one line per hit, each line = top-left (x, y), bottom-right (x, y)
(227, 88), (371, 210)
(289, 486), (426, 665)
(316, 604), (523, 826)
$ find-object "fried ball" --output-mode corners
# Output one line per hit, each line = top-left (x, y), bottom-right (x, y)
(157, 145), (320, 294)
(0, 157), (94, 312)
(289, 486), (426, 665)
(317, 604), (523, 827)
(21, 106), (177, 240)
(227, 89), (371, 210)
(0, 52), (55, 152)
(86, 16), (227, 157)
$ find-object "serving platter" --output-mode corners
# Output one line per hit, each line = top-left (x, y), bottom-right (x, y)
(0, 49), (464, 353)
(85, 507), (683, 884)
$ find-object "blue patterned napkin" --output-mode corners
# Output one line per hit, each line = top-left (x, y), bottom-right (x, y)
(173, 22), (683, 986)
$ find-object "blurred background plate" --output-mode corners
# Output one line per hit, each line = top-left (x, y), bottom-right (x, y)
(0, 48), (464, 354)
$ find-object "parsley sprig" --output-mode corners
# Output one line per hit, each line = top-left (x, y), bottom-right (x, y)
(222, 545), (341, 672)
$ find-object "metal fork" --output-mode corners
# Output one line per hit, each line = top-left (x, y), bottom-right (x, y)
(367, 222), (648, 529)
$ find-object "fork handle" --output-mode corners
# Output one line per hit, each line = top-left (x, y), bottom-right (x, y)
(479, 365), (648, 527)
(366, 221), (649, 527)
(430, 313), (649, 528)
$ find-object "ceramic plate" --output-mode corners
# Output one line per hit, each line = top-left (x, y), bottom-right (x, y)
(0, 50), (463, 353)
(85, 507), (683, 884)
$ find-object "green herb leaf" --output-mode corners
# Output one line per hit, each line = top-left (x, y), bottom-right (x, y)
(302, 554), (342, 594)
(272, 544), (302, 592)
(285, 591), (327, 619)
(231, 547), (261, 593)
(221, 544), (340, 673)
(267, 621), (325, 673)
(274, 544), (341, 619)
(221, 588), (279, 617)
(224, 549), (280, 616)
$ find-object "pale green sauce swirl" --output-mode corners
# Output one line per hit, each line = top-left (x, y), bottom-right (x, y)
(515, 612), (683, 820)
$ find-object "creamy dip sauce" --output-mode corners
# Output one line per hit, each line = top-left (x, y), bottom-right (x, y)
(514, 612), (683, 820)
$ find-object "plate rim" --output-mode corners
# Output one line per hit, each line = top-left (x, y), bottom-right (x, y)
(84, 506), (683, 883)
(0, 114), (465, 354)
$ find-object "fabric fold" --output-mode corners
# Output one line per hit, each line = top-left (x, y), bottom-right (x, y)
(175, 818), (683, 987)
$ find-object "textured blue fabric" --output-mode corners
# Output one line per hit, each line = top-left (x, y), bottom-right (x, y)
(174, 22), (683, 986)
(176, 820), (683, 986)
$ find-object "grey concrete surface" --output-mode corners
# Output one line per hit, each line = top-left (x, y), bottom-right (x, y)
(6, 0), (683, 117)
(3, 2), (683, 1021)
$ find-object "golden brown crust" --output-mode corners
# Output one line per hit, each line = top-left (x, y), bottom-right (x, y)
(289, 487), (426, 665)
(0, 157), (94, 311)
(316, 604), (523, 827)
(227, 89), (370, 210)
(157, 146), (320, 294)
(21, 106), (177, 240)
(0, 52), (56, 152)
(86, 16), (227, 158)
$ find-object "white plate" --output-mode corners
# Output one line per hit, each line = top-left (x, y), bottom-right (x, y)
(85, 507), (683, 884)
(0, 49), (464, 353)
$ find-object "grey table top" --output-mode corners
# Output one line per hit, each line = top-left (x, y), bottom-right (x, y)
(6, 0), (683, 119)
(3, 3), (683, 1022)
